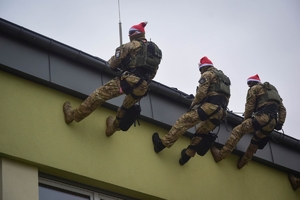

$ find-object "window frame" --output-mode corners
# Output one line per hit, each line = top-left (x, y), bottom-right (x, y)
(39, 177), (125, 200)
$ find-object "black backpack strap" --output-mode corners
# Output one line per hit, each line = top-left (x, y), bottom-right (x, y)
(197, 105), (221, 121)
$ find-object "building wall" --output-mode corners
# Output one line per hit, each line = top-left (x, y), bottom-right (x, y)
(1, 20), (299, 177)
(0, 158), (38, 200)
(1, 70), (299, 199)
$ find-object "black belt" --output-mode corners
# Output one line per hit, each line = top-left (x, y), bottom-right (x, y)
(256, 103), (278, 115)
(205, 95), (227, 107)
(127, 67), (151, 81)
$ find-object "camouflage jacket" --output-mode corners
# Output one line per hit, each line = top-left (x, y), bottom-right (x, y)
(191, 66), (230, 107)
(244, 83), (287, 124)
(107, 38), (158, 80)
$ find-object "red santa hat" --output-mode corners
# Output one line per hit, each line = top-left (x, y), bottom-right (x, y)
(198, 56), (213, 70)
(247, 74), (261, 83)
(129, 21), (148, 35)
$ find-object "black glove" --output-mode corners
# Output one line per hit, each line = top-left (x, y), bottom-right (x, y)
(274, 122), (283, 130)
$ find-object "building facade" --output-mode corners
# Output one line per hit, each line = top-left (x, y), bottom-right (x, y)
(0, 18), (299, 200)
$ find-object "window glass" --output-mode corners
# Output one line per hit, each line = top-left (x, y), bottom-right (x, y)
(39, 185), (90, 200)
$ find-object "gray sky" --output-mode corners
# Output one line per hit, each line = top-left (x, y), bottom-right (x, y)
(1, 0), (300, 139)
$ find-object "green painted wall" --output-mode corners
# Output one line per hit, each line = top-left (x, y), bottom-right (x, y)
(1, 158), (38, 200)
(0, 70), (299, 199)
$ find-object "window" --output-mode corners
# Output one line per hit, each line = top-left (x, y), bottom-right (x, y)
(39, 177), (125, 200)
(39, 184), (90, 200)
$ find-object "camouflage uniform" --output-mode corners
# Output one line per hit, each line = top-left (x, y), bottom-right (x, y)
(63, 38), (157, 134)
(211, 81), (286, 168)
(159, 66), (229, 158)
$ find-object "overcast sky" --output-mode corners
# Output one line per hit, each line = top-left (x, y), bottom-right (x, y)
(1, 0), (300, 139)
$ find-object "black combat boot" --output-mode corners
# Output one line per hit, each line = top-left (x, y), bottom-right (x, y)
(152, 132), (166, 153)
(179, 148), (191, 165)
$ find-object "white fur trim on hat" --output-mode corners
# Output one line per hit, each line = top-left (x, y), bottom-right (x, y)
(247, 78), (260, 82)
(247, 74), (261, 83)
(198, 63), (213, 69)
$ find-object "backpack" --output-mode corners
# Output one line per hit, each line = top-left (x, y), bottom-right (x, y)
(119, 104), (141, 131)
(135, 40), (162, 72)
(210, 69), (231, 98)
(260, 82), (281, 104)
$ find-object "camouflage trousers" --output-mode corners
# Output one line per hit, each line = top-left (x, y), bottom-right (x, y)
(219, 113), (277, 159)
(161, 102), (225, 157)
(72, 73), (148, 129)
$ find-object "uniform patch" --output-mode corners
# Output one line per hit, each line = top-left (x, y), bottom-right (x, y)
(115, 50), (120, 58)
(199, 78), (206, 84)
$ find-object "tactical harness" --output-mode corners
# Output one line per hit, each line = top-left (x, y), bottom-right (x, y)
(189, 70), (230, 155)
(119, 40), (162, 99)
(252, 103), (278, 134)
(117, 40), (162, 131)
(197, 69), (231, 126)
(197, 95), (228, 125)
(250, 82), (281, 149)
(119, 71), (147, 99)
(252, 82), (281, 135)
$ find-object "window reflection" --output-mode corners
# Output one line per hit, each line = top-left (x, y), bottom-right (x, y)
(39, 185), (90, 200)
